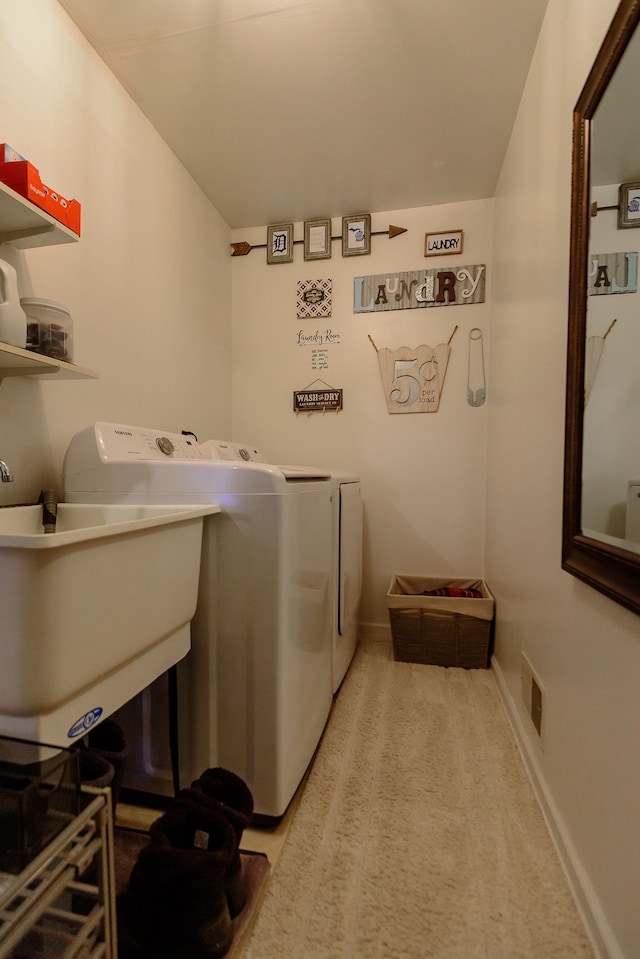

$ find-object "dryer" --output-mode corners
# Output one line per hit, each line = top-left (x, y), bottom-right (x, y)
(63, 422), (333, 820)
(206, 443), (363, 693)
(330, 470), (362, 692)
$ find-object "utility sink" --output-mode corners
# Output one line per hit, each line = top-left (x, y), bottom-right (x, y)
(0, 502), (219, 745)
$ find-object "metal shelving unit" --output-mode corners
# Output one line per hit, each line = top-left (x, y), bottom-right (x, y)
(0, 788), (117, 959)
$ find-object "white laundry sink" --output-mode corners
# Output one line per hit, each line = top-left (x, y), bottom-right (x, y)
(0, 502), (219, 744)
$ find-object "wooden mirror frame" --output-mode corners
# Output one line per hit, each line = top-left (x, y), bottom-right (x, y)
(563, 0), (640, 615)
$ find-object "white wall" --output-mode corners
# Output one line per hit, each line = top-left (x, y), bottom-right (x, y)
(488, 1), (640, 957)
(0, 0), (232, 509)
(231, 202), (492, 626)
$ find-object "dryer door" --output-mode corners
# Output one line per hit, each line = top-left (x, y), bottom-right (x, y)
(335, 482), (363, 690)
(339, 482), (363, 635)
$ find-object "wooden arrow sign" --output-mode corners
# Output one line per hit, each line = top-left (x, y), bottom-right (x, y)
(230, 224), (407, 256)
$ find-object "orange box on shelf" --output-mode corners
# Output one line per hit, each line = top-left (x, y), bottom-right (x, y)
(0, 160), (81, 236)
(0, 144), (26, 163)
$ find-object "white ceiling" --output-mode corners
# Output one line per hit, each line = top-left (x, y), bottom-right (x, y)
(57, 0), (549, 229)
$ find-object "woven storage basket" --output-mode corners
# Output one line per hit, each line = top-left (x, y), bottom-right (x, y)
(386, 575), (494, 668)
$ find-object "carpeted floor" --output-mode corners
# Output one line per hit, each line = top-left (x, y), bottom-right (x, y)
(242, 637), (595, 959)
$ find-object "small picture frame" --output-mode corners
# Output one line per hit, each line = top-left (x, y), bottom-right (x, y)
(267, 222), (294, 263)
(304, 218), (332, 260)
(425, 229), (464, 257)
(342, 214), (371, 256)
(618, 182), (640, 228)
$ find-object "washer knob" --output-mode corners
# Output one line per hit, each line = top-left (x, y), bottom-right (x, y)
(239, 447), (251, 461)
(156, 436), (175, 456)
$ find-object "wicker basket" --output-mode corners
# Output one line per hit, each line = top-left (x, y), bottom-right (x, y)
(387, 576), (494, 668)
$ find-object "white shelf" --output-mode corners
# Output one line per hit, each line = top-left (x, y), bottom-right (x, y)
(0, 180), (79, 248)
(0, 179), (97, 381)
(0, 342), (98, 381)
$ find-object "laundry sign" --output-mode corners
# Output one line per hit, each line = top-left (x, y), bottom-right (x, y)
(588, 252), (638, 295)
(354, 265), (485, 313)
(293, 388), (343, 413)
(425, 229), (464, 257)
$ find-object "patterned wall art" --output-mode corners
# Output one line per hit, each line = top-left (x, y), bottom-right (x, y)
(354, 265), (485, 313)
(297, 279), (332, 319)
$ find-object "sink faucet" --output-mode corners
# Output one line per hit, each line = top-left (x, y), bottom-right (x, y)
(0, 459), (13, 483)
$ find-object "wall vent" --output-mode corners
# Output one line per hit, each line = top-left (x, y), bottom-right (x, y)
(521, 653), (544, 741)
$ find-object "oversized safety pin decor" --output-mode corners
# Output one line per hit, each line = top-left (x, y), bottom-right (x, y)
(467, 327), (486, 407)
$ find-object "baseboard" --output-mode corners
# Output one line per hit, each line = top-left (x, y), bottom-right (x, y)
(358, 621), (391, 642)
(491, 657), (624, 959)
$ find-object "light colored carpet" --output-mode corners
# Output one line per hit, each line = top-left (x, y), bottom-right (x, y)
(243, 638), (595, 959)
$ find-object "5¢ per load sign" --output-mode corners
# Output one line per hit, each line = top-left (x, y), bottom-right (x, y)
(369, 329), (457, 413)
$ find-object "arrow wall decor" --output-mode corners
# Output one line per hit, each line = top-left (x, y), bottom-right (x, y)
(231, 223), (407, 257)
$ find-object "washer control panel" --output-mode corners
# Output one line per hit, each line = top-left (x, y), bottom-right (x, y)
(93, 423), (209, 461)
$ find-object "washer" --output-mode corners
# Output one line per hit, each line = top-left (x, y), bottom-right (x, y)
(63, 422), (334, 820)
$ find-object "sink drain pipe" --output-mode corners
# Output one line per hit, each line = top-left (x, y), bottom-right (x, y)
(168, 664), (181, 796)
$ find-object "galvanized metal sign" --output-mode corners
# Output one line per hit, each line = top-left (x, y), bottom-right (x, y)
(354, 265), (485, 313)
(588, 252), (638, 295)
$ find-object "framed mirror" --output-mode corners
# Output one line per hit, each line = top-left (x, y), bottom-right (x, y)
(563, 0), (640, 614)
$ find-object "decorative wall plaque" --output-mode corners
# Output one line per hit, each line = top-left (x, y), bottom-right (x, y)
(297, 279), (332, 318)
(369, 330), (457, 414)
(588, 252), (637, 295)
(354, 265), (485, 313)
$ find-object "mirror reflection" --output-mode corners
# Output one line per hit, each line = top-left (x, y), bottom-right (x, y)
(582, 22), (640, 555)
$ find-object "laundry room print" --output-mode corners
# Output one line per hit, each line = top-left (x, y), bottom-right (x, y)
(311, 348), (329, 371)
(297, 278), (332, 318)
(296, 328), (341, 347)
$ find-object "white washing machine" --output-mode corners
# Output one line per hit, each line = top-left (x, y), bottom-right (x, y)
(63, 422), (333, 820)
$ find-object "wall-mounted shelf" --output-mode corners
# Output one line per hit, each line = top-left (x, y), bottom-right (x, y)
(0, 178), (97, 381)
(0, 180), (79, 248)
(0, 342), (98, 381)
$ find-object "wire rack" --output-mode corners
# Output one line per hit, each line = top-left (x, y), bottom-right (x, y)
(0, 787), (116, 959)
